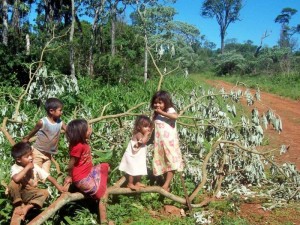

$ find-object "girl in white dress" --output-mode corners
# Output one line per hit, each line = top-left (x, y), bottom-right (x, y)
(119, 115), (152, 190)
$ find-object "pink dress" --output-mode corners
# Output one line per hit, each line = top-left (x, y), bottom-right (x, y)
(153, 107), (184, 176)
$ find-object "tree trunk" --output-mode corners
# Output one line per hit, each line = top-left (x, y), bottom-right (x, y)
(88, 7), (100, 78)
(26, 34), (30, 55)
(69, 0), (76, 79)
(12, 0), (20, 32)
(2, 0), (8, 46)
(88, 0), (106, 78)
(110, 6), (116, 56)
(44, 0), (54, 30)
(220, 30), (225, 54)
(144, 35), (148, 83)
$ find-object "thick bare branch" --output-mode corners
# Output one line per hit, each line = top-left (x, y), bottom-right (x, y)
(88, 102), (147, 124)
(189, 138), (222, 201)
(1, 117), (15, 145)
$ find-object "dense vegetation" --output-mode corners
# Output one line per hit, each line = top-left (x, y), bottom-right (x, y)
(0, 0), (300, 224)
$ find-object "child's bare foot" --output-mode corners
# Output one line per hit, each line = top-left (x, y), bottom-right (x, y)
(12, 203), (33, 222)
(13, 205), (25, 221)
(100, 220), (115, 225)
(135, 182), (146, 188)
(127, 183), (140, 191)
(162, 185), (170, 192)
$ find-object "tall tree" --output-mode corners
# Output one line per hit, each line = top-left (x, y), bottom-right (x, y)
(69, 0), (75, 78)
(201, 0), (242, 54)
(107, 0), (125, 56)
(129, 1), (178, 82)
(275, 8), (298, 49)
(2, 0), (8, 45)
(81, 0), (107, 78)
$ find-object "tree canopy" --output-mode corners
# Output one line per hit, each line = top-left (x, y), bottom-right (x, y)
(201, 0), (243, 54)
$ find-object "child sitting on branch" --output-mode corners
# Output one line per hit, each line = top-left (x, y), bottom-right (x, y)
(63, 119), (111, 225)
(8, 142), (65, 222)
(22, 97), (67, 173)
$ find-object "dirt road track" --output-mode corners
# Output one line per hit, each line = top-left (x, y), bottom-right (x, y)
(206, 80), (300, 170)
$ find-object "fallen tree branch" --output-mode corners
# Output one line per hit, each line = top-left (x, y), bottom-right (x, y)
(1, 117), (15, 145)
(189, 138), (222, 201)
(88, 102), (147, 124)
(27, 184), (193, 225)
(27, 192), (85, 225)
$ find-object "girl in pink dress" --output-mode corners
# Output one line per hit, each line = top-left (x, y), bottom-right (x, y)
(151, 90), (184, 192)
(119, 115), (152, 190)
(63, 119), (111, 224)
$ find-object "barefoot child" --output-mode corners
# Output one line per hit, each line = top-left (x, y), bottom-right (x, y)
(23, 97), (67, 173)
(63, 119), (110, 224)
(150, 90), (184, 192)
(119, 115), (152, 190)
(8, 142), (64, 221)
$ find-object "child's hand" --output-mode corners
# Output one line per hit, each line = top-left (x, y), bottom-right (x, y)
(57, 185), (65, 193)
(22, 137), (29, 143)
(62, 184), (70, 192)
(145, 130), (152, 137)
(154, 108), (164, 115)
(26, 162), (34, 170)
(64, 176), (72, 186)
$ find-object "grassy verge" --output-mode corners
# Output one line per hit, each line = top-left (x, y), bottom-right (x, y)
(190, 72), (300, 100)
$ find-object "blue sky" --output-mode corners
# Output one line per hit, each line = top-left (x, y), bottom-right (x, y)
(172, 0), (300, 49)
(28, 0), (300, 49)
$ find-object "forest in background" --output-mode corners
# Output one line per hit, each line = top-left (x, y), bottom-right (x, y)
(0, 1), (300, 224)
(0, 0), (299, 89)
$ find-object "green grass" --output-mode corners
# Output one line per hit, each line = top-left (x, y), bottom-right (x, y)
(190, 72), (300, 100)
(216, 216), (250, 225)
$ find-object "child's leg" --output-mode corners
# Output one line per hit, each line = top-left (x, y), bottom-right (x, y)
(8, 180), (22, 206)
(162, 171), (175, 192)
(32, 148), (44, 168)
(11, 203), (34, 223)
(21, 188), (49, 210)
(135, 176), (146, 188)
(127, 175), (138, 190)
(99, 190), (108, 224)
(42, 153), (52, 173)
(32, 148), (51, 173)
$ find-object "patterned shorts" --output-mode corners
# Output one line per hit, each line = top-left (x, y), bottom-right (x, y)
(74, 163), (109, 199)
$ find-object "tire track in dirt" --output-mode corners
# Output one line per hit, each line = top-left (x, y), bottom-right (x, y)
(205, 80), (300, 170)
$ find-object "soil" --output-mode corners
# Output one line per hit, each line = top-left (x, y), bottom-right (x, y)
(205, 80), (300, 225)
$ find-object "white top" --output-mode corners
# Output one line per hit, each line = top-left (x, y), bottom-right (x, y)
(119, 140), (148, 176)
(11, 163), (49, 188)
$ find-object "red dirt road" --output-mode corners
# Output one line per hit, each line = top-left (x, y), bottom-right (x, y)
(206, 80), (300, 170)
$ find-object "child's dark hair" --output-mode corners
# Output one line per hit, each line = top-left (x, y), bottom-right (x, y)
(66, 119), (88, 147)
(11, 142), (32, 159)
(45, 98), (63, 113)
(150, 90), (174, 112)
(133, 115), (152, 135)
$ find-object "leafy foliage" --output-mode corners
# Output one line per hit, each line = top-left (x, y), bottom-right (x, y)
(215, 51), (246, 75)
(0, 73), (299, 224)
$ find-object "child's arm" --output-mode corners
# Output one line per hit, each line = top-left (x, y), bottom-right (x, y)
(22, 120), (43, 142)
(61, 122), (67, 132)
(154, 108), (178, 120)
(12, 163), (34, 183)
(134, 131), (151, 148)
(64, 156), (78, 185)
(47, 175), (65, 193)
